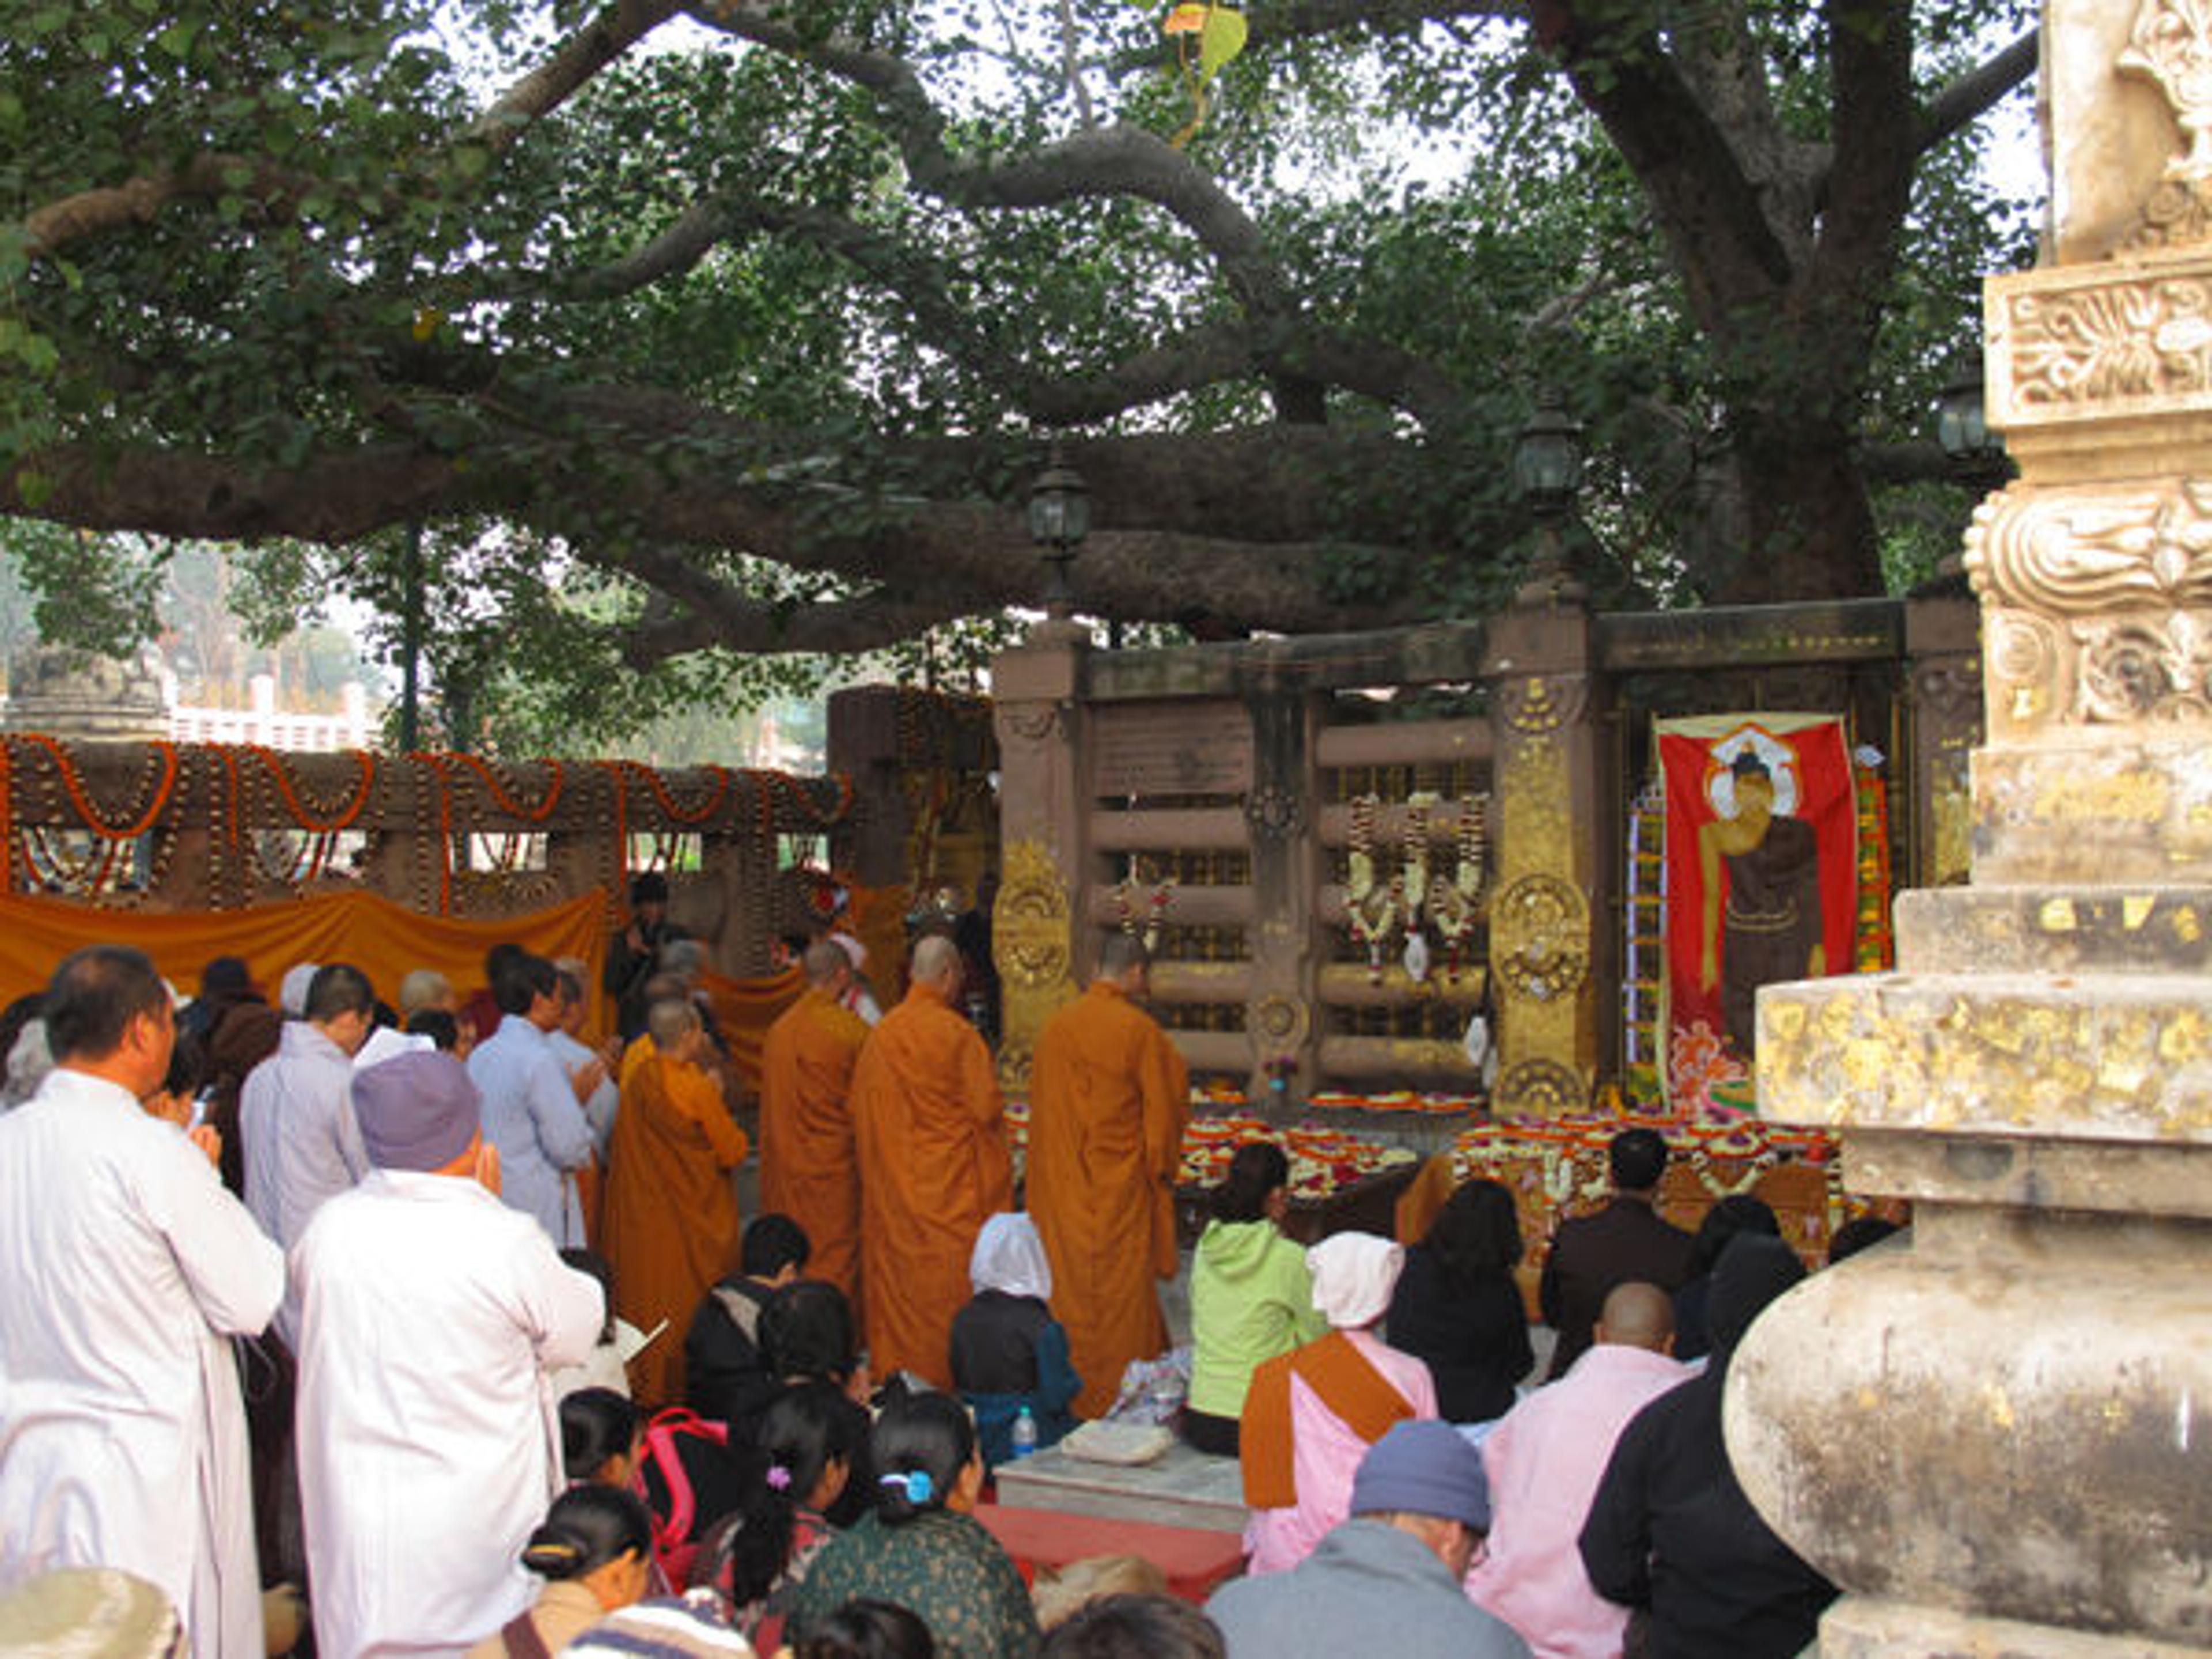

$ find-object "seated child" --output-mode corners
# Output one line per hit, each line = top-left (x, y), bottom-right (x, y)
(949, 1213), (1080, 1468)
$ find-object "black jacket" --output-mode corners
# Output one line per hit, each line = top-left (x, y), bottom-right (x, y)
(1539, 1198), (1695, 1380)
(1384, 1245), (1532, 1423)
(685, 1277), (781, 1437)
(1578, 1364), (1835, 1659)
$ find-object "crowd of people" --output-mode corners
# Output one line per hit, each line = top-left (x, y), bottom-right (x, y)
(0, 895), (1896, 1659)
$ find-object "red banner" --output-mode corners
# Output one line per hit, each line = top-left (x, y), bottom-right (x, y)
(1658, 716), (1857, 1118)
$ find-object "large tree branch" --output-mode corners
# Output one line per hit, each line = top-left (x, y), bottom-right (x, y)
(609, 551), (993, 661)
(1805, 0), (1917, 359)
(21, 154), (309, 259)
(1528, 2), (1795, 338)
(1918, 28), (2037, 154)
(470, 0), (683, 151)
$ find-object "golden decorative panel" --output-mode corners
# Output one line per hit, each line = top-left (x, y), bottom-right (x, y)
(993, 836), (1077, 1090)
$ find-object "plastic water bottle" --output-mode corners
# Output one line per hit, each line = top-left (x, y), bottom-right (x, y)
(1009, 1406), (1038, 1460)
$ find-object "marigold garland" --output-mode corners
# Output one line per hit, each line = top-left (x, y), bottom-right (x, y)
(18, 734), (179, 839)
(452, 753), (565, 822)
(251, 745), (374, 834)
(633, 762), (732, 825)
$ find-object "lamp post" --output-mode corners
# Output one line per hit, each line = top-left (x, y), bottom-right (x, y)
(1026, 444), (1090, 622)
(1513, 401), (1587, 607)
(1926, 358), (2012, 591)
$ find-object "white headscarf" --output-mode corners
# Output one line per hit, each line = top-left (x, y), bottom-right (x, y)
(279, 963), (320, 1018)
(970, 1212), (1053, 1301)
(1307, 1232), (1404, 1330)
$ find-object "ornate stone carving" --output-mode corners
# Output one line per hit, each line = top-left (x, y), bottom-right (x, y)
(2121, 0), (2212, 183)
(1967, 482), (2212, 611)
(1498, 674), (1588, 734)
(1994, 272), (2212, 415)
(1247, 992), (1310, 1052)
(1490, 873), (1590, 1003)
(2071, 612), (2212, 720)
(997, 704), (1062, 747)
(1493, 1058), (1584, 1115)
(1243, 783), (1303, 842)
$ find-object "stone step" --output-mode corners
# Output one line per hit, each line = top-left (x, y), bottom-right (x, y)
(1893, 885), (2212, 976)
(991, 1441), (1248, 1535)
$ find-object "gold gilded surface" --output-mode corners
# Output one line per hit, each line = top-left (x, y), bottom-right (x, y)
(1758, 974), (2212, 1143)
(1491, 679), (1591, 1115)
(2030, 770), (2172, 824)
(993, 837), (1078, 1089)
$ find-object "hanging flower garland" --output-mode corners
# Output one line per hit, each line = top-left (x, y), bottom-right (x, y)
(452, 753), (565, 823)
(1112, 857), (1177, 953)
(249, 745), (374, 834)
(1344, 791), (1396, 982)
(16, 734), (179, 840)
(632, 762), (732, 826)
(409, 752), (458, 915)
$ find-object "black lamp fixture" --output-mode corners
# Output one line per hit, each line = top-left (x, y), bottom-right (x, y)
(1514, 400), (1588, 605)
(1026, 443), (1090, 619)
(1937, 356), (2010, 483)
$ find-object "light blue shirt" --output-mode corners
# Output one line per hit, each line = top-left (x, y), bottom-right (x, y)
(467, 1014), (592, 1247)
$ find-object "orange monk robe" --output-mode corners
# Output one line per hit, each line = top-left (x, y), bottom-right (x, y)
(1027, 981), (1190, 1416)
(600, 1051), (750, 1407)
(760, 988), (871, 1302)
(850, 980), (1011, 1388)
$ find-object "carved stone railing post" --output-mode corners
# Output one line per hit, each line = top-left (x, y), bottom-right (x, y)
(1732, 6), (2212, 1652)
(1241, 675), (1320, 1103)
(1482, 601), (1607, 1116)
(1902, 595), (1981, 888)
(990, 627), (1090, 1094)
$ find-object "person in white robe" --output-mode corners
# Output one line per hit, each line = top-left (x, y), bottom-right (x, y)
(546, 965), (619, 1155)
(0, 945), (285, 1659)
(294, 1049), (604, 1659)
(467, 953), (594, 1245)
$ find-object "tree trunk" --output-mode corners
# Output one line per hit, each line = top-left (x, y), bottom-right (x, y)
(1707, 413), (1886, 604)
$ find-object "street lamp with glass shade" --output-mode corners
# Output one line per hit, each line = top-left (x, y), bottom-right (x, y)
(1027, 445), (1090, 620)
(1513, 401), (1588, 605)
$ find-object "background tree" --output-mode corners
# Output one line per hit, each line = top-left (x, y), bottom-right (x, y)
(0, 0), (2039, 717)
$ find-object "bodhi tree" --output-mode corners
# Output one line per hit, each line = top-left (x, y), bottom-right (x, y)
(0, 0), (2037, 693)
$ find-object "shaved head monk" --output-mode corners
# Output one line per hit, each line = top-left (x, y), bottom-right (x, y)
(851, 932), (1012, 1386)
(759, 941), (871, 1300)
(600, 997), (750, 1406)
(1027, 933), (1190, 1415)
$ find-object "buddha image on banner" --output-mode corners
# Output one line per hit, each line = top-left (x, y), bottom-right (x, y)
(1657, 715), (1856, 1118)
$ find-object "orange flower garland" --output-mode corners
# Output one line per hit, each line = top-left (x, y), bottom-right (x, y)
(251, 745), (374, 834)
(452, 753), (565, 821)
(17, 734), (179, 840)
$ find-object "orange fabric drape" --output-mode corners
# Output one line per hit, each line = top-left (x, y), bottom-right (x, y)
(698, 967), (805, 1094)
(1393, 1153), (1459, 1248)
(0, 887), (609, 1028)
(1241, 1331), (1419, 1510)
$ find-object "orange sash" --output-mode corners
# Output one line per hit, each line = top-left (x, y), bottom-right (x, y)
(1240, 1331), (1416, 1510)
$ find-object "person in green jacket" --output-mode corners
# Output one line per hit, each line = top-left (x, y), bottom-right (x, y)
(1184, 1141), (1326, 1455)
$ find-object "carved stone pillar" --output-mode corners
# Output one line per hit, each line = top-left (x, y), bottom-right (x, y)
(1734, 6), (2212, 1652)
(1483, 603), (1607, 1116)
(1902, 596), (1981, 888)
(989, 627), (1089, 1094)
(1241, 681), (1319, 1103)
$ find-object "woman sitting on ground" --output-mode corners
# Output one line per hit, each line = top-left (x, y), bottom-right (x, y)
(950, 1213), (1081, 1468)
(1184, 1142), (1325, 1456)
(759, 1279), (876, 1525)
(464, 1486), (656, 1659)
(1384, 1177), (1533, 1423)
(692, 1380), (871, 1650)
(561, 1387), (746, 1588)
(1673, 1195), (1780, 1363)
(786, 1391), (1041, 1659)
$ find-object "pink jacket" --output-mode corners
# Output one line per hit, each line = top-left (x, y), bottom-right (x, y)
(1244, 1328), (1437, 1575)
(1469, 1343), (1690, 1659)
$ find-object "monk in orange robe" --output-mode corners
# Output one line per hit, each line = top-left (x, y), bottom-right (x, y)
(851, 933), (1010, 1387)
(600, 996), (750, 1407)
(1027, 934), (1190, 1416)
(760, 941), (870, 1301)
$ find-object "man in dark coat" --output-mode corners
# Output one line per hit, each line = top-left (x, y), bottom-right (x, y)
(1539, 1128), (1694, 1380)
(1578, 1234), (1836, 1659)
